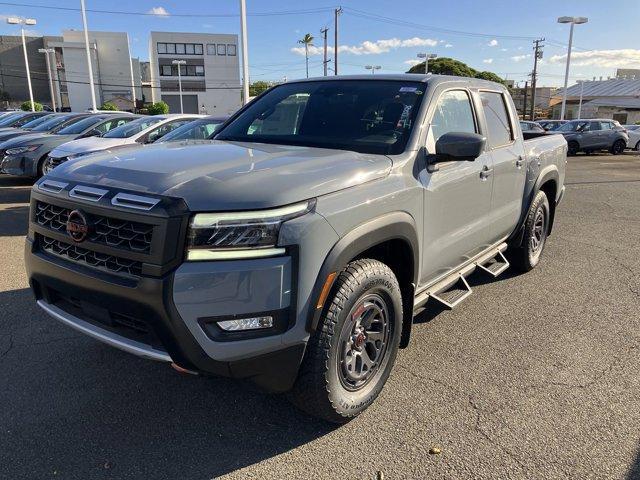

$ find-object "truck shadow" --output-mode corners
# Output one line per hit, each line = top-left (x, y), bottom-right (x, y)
(0, 287), (336, 480)
(0, 175), (32, 204)
(0, 205), (29, 236)
(628, 447), (640, 480)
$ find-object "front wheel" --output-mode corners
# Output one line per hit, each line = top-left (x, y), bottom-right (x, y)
(508, 190), (550, 272)
(611, 139), (625, 155)
(289, 259), (402, 423)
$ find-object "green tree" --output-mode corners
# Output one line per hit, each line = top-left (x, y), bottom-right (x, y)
(249, 81), (271, 97)
(298, 33), (314, 78)
(147, 101), (169, 115)
(406, 57), (505, 85)
(99, 101), (117, 111)
(21, 101), (43, 111)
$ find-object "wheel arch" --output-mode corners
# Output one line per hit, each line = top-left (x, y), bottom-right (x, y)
(307, 212), (419, 347)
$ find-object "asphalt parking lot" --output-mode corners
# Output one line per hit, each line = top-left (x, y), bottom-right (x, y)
(1, 153), (639, 480)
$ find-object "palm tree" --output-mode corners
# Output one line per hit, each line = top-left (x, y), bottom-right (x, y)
(298, 33), (314, 78)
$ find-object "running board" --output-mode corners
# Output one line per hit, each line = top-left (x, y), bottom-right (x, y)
(413, 242), (509, 311)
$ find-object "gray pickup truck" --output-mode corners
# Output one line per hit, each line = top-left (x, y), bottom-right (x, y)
(25, 75), (566, 423)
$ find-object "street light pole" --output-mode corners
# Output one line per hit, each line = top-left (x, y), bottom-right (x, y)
(80, 0), (97, 111)
(558, 16), (588, 120)
(126, 34), (137, 112)
(417, 53), (437, 74)
(239, 0), (250, 105)
(577, 80), (585, 119)
(38, 48), (56, 112)
(7, 17), (37, 111)
(172, 60), (186, 114)
(365, 65), (381, 74)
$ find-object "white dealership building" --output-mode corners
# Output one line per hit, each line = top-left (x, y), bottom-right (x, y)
(148, 31), (242, 115)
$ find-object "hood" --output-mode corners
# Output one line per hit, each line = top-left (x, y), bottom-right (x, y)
(0, 133), (75, 149)
(51, 136), (134, 156)
(49, 141), (393, 211)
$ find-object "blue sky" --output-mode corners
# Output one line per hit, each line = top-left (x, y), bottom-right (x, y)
(1, 0), (639, 86)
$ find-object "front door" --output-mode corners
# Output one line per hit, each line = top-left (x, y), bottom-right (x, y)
(420, 89), (495, 285)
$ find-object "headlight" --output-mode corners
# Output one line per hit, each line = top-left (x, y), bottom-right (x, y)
(68, 150), (100, 160)
(6, 144), (41, 155)
(187, 200), (315, 261)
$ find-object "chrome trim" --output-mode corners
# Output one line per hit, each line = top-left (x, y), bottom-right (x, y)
(37, 300), (172, 362)
(38, 179), (68, 194)
(69, 185), (109, 202)
(111, 192), (160, 211)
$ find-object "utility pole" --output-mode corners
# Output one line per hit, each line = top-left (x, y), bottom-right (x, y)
(38, 48), (56, 112)
(239, 0), (250, 105)
(320, 27), (329, 76)
(172, 60), (186, 113)
(530, 38), (544, 121)
(334, 7), (342, 75)
(522, 80), (528, 120)
(80, 0), (97, 111)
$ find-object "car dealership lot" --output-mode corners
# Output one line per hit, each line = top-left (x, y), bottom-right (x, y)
(1, 154), (638, 479)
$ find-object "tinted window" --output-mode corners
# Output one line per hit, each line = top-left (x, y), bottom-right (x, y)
(217, 80), (427, 155)
(103, 117), (163, 138)
(479, 91), (513, 148)
(56, 116), (103, 134)
(558, 121), (588, 132)
(430, 90), (476, 142)
(33, 115), (80, 132)
(160, 119), (223, 141)
(0, 113), (25, 126)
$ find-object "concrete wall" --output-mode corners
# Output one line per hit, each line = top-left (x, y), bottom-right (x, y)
(149, 31), (241, 115)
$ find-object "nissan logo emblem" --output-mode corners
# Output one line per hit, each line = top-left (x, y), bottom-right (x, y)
(66, 210), (89, 242)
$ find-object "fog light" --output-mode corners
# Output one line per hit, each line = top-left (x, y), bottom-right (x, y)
(217, 316), (274, 331)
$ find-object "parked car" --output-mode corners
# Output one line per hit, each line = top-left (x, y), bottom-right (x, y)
(0, 111), (50, 131)
(520, 121), (546, 133)
(0, 114), (136, 178)
(26, 75), (567, 423)
(158, 116), (229, 142)
(538, 120), (568, 131)
(555, 119), (628, 155)
(623, 125), (640, 151)
(0, 113), (77, 143)
(44, 114), (202, 170)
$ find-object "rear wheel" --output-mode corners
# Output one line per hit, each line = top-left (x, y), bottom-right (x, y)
(567, 141), (579, 156)
(611, 139), (625, 155)
(289, 259), (402, 423)
(508, 190), (550, 272)
(635, 140), (640, 151)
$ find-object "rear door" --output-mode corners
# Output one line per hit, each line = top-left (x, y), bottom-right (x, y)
(420, 88), (495, 284)
(478, 90), (527, 239)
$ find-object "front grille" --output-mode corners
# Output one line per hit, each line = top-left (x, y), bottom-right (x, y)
(35, 201), (154, 254)
(40, 235), (143, 276)
(46, 155), (67, 169)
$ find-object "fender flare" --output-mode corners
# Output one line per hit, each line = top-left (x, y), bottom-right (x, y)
(306, 211), (419, 333)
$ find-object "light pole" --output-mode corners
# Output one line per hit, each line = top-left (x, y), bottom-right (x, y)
(417, 53), (437, 74)
(38, 48), (56, 112)
(365, 65), (381, 74)
(172, 60), (186, 113)
(126, 34), (136, 112)
(557, 16), (588, 120)
(239, 0), (250, 105)
(7, 17), (37, 111)
(80, 0), (97, 111)
(576, 80), (585, 119)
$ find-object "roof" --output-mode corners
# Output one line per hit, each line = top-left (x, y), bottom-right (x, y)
(291, 74), (506, 88)
(558, 78), (640, 98)
(583, 97), (640, 109)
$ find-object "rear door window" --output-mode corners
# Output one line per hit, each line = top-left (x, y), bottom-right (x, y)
(479, 91), (513, 148)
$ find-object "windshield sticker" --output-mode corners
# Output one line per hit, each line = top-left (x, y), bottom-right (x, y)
(399, 86), (418, 93)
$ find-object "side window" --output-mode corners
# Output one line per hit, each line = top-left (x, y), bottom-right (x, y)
(601, 122), (613, 130)
(479, 91), (513, 148)
(430, 90), (476, 142)
(589, 121), (601, 131)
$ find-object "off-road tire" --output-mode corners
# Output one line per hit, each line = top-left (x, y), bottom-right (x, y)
(289, 259), (402, 423)
(509, 190), (550, 272)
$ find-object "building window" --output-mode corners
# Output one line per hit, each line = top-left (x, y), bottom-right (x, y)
(160, 65), (172, 76)
(195, 65), (205, 76)
(166, 43), (176, 54)
(157, 43), (167, 54)
(186, 43), (195, 55)
(217, 44), (227, 56)
(227, 44), (237, 56)
(157, 42), (204, 56)
(176, 43), (185, 54)
(194, 44), (203, 55)
(207, 44), (216, 55)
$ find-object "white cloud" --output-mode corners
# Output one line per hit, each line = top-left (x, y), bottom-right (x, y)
(404, 59), (422, 66)
(147, 6), (169, 16)
(488, 39), (498, 47)
(549, 49), (640, 68)
(511, 54), (531, 62)
(500, 48), (508, 52)
(483, 58), (494, 64)
(291, 36), (438, 56)
(445, 43), (453, 48)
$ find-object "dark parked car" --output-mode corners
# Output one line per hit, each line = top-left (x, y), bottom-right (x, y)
(555, 119), (628, 155)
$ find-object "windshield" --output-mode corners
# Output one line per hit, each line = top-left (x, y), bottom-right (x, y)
(216, 80), (427, 155)
(32, 115), (77, 132)
(56, 116), (104, 135)
(103, 117), (163, 138)
(21, 114), (57, 129)
(160, 118), (224, 141)
(557, 121), (588, 132)
(0, 113), (26, 127)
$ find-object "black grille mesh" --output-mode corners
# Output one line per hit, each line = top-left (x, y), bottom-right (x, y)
(40, 235), (143, 276)
(35, 201), (153, 254)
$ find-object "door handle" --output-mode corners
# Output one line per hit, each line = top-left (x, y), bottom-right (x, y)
(479, 166), (493, 180)
(516, 156), (524, 168)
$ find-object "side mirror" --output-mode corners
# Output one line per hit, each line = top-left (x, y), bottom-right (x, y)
(433, 132), (486, 163)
